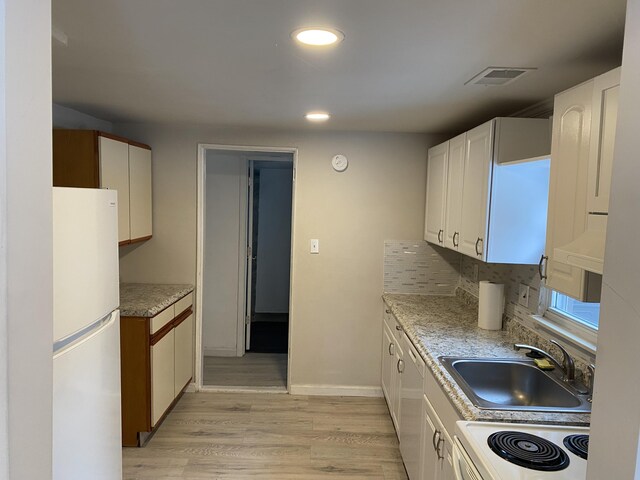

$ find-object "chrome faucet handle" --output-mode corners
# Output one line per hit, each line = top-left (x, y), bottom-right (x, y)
(550, 340), (575, 383)
(586, 364), (596, 403)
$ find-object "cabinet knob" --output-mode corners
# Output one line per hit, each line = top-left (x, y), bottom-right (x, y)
(397, 359), (404, 373)
(388, 343), (395, 356)
(385, 309), (391, 314)
(395, 325), (403, 332)
(438, 229), (443, 243)
(453, 232), (459, 248)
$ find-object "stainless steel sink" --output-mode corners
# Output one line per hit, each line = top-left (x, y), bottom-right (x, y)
(439, 357), (591, 413)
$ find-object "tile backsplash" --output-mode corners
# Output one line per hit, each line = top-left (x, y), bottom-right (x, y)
(383, 240), (460, 295)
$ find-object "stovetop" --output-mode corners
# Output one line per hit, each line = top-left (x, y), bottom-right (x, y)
(455, 421), (589, 479)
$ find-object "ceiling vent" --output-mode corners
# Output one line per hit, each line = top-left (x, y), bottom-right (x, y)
(465, 67), (536, 86)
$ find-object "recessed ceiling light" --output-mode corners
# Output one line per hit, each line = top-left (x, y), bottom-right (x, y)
(292, 27), (344, 46)
(305, 112), (331, 122)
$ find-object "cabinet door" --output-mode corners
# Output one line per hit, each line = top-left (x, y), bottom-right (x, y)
(545, 80), (594, 300)
(421, 397), (438, 480)
(129, 145), (153, 241)
(399, 335), (423, 480)
(424, 141), (448, 245)
(151, 329), (175, 426)
(459, 121), (494, 260)
(174, 313), (194, 395)
(391, 339), (404, 435)
(444, 133), (465, 250)
(381, 322), (395, 408)
(588, 68), (621, 214)
(99, 136), (130, 243)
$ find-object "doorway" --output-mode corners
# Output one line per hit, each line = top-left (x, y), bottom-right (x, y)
(196, 145), (296, 392)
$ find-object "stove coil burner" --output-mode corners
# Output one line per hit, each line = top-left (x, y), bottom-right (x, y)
(487, 431), (570, 471)
(564, 434), (589, 460)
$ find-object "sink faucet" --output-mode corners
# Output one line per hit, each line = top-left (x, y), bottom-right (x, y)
(514, 340), (575, 383)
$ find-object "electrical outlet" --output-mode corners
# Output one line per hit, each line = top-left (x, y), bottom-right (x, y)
(472, 264), (479, 282)
(519, 283), (530, 307)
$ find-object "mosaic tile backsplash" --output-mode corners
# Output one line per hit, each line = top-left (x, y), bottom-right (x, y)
(383, 241), (460, 295)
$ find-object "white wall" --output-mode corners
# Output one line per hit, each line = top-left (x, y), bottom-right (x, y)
(2, 0), (53, 478)
(52, 103), (113, 132)
(202, 152), (245, 356)
(117, 125), (434, 392)
(588, 0), (640, 477)
(254, 164), (293, 313)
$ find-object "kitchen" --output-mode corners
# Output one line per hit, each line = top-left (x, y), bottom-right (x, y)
(3, 0), (640, 479)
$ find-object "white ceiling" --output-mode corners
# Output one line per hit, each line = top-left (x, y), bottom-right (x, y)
(52, 0), (626, 133)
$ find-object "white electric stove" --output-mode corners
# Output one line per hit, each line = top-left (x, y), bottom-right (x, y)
(453, 421), (589, 480)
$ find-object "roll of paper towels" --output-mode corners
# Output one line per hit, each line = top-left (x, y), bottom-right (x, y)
(478, 281), (505, 330)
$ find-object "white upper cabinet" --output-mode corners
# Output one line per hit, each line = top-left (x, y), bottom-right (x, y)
(545, 67), (620, 297)
(128, 145), (153, 241)
(443, 133), (465, 251)
(424, 141), (449, 245)
(587, 67), (621, 215)
(459, 121), (494, 259)
(425, 117), (551, 264)
(99, 137), (131, 243)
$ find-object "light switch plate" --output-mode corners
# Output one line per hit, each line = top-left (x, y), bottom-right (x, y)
(310, 239), (319, 254)
(518, 283), (530, 307)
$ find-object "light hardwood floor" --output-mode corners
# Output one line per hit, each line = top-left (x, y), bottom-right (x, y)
(123, 392), (408, 480)
(203, 353), (287, 389)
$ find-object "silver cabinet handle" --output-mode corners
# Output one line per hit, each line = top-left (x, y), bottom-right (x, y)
(432, 429), (440, 451)
(395, 325), (403, 332)
(475, 237), (482, 256)
(538, 254), (548, 280)
(438, 229), (443, 243)
(388, 343), (395, 356)
(436, 435), (445, 460)
(385, 309), (391, 314)
(453, 231), (459, 248)
(397, 359), (404, 373)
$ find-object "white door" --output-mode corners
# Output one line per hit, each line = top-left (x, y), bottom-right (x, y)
(444, 133), (465, 250)
(424, 141), (448, 245)
(99, 136), (130, 244)
(459, 120), (494, 260)
(545, 80), (594, 300)
(53, 311), (121, 480)
(53, 188), (119, 341)
(202, 153), (248, 357)
(245, 162), (255, 350)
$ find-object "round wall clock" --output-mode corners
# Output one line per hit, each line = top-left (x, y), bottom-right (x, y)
(332, 154), (348, 172)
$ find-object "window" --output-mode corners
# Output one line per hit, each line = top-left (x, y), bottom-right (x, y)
(536, 287), (599, 352)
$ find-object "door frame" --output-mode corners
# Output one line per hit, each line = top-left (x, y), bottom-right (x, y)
(195, 143), (297, 392)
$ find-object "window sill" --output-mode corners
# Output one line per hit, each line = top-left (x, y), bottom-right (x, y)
(529, 314), (597, 358)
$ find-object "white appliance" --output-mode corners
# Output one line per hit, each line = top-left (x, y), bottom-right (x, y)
(53, 187), (122, 480)
(453, 421), (589, 480)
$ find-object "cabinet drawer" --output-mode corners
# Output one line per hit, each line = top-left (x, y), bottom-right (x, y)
(151, 305), (175, 334)
(175, 292), (193, 317)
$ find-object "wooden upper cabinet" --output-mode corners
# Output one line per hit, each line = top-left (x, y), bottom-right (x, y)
(424, 141), (448, 245)
(53, 130), (152, 246)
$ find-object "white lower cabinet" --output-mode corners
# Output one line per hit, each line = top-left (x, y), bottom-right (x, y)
(399, 333), (425, 480)
(151, 329), (175, 426)
(174, 313), (194, 395)
(382, 305), (459, 480)
(421, 395), (454, 480)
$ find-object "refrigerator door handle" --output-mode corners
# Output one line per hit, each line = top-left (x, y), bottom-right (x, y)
(53, 311), (117, 357)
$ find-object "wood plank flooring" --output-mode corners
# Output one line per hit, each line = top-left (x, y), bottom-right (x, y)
(203, 353), (287, 389)
(123, 392), (408, 479)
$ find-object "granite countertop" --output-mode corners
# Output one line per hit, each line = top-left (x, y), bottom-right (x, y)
(382, 293), (590, 426)
(120, 283), (194, 317)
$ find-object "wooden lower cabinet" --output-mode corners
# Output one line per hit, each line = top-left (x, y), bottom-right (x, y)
(120, 294), (193, 446)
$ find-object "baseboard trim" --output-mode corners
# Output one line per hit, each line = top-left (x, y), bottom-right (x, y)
(197, 385), (288, 394)
(203, 347), (238, 357)
(289, 384), (383, 397)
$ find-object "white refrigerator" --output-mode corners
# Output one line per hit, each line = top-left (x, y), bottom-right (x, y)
(52, 187), (122, 480)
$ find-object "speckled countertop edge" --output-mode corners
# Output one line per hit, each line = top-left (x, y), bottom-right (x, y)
(382, 293), (590, 426)
(120, 283), (194, 317)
